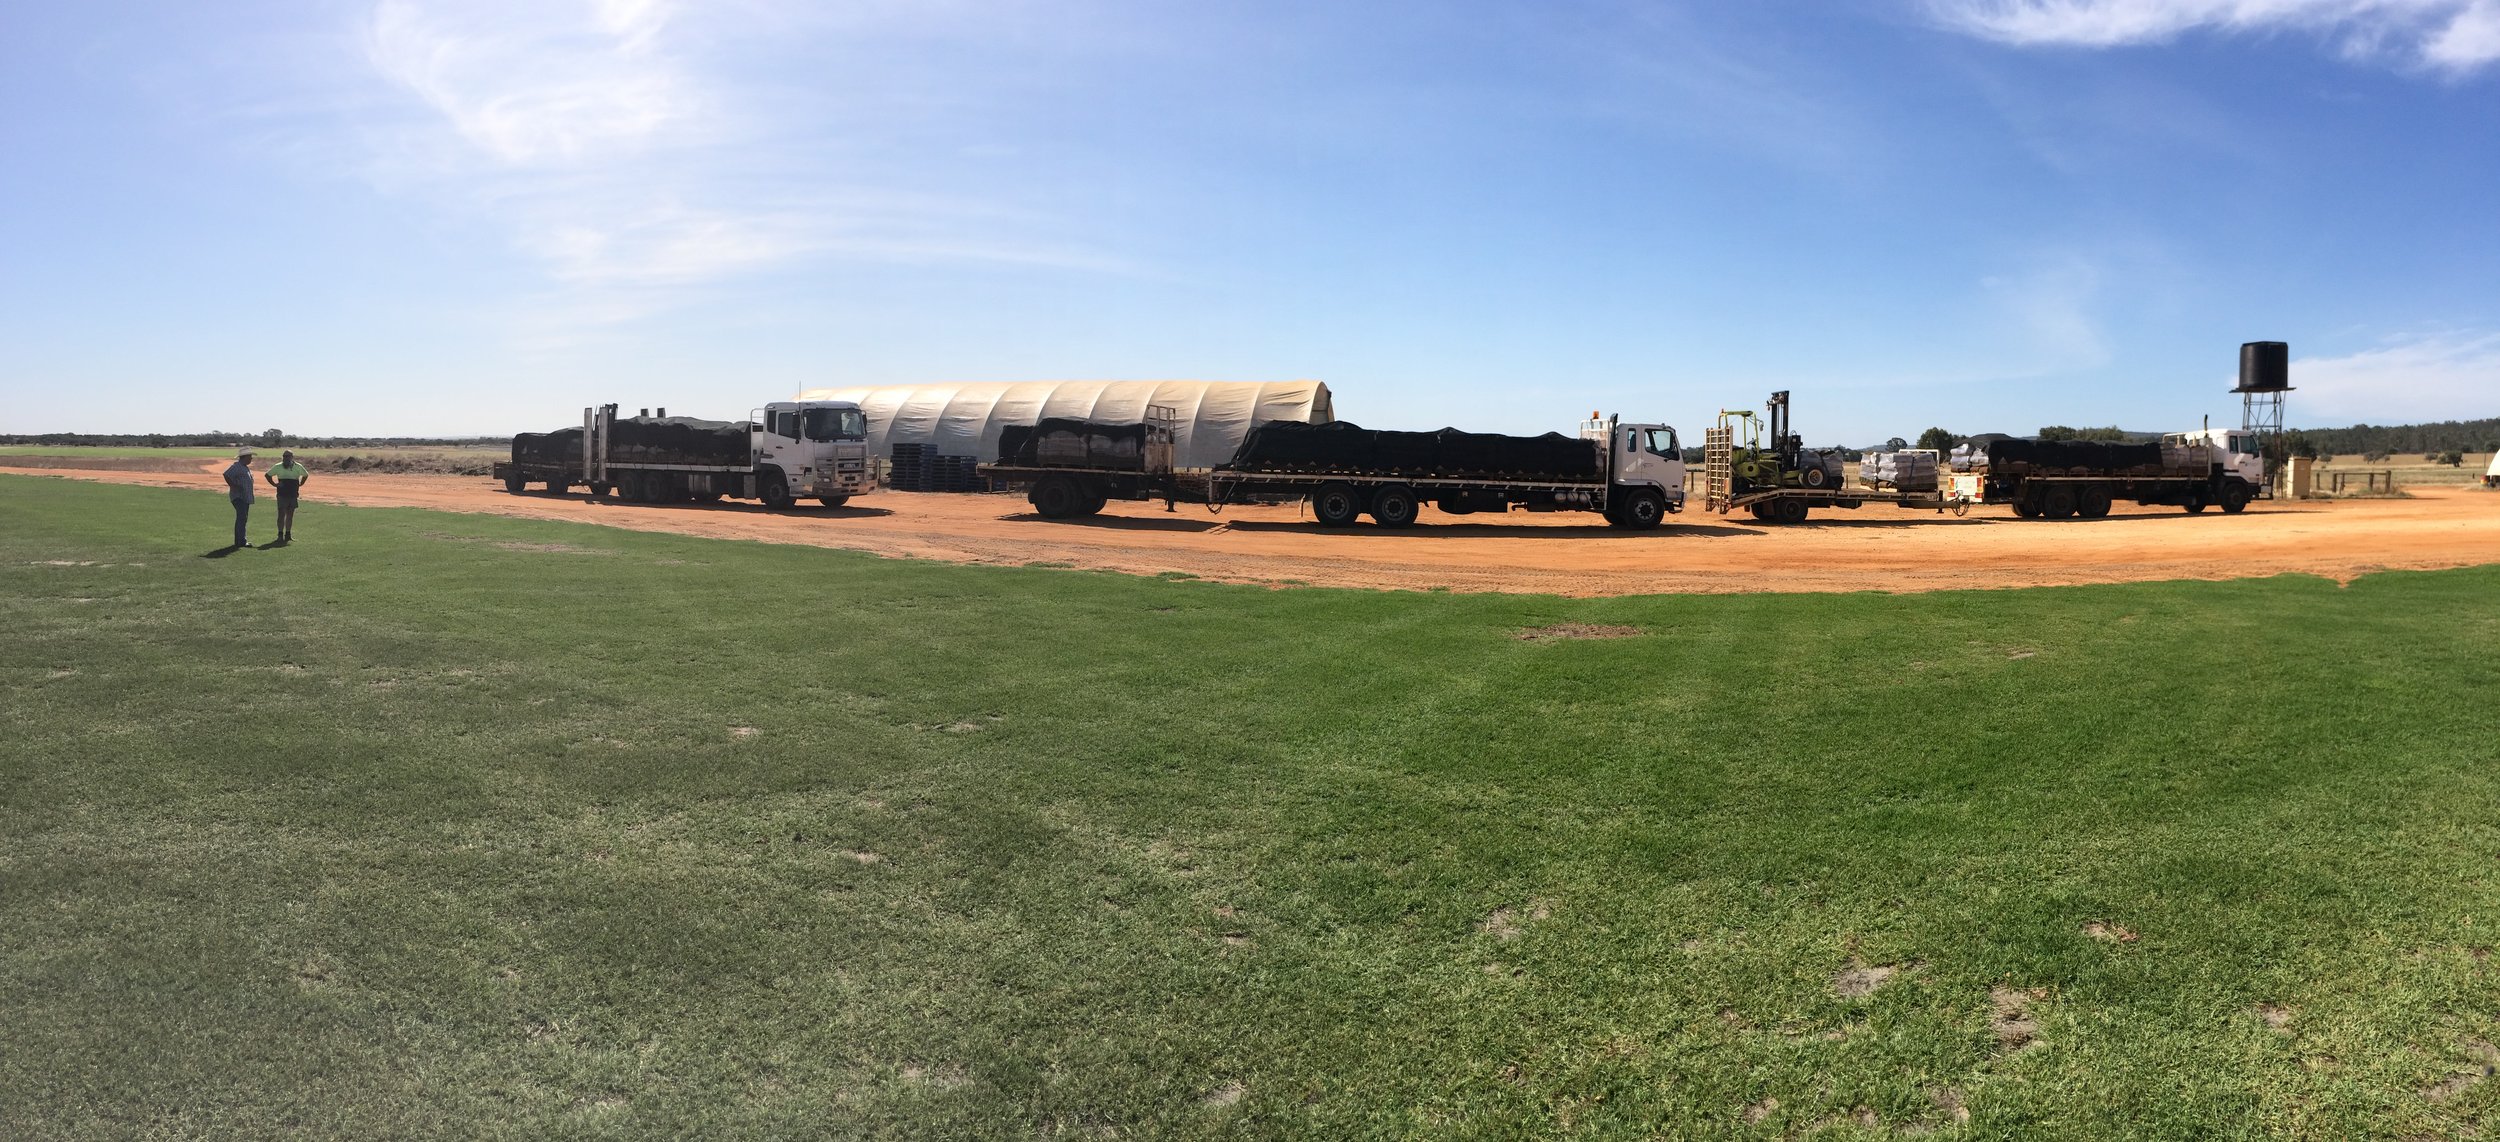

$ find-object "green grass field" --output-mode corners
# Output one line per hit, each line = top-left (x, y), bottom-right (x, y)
(6, 474), (2498, 1139)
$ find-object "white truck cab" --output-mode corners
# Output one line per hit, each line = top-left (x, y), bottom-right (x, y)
(2166, 428), (2267, 486)
(753, 400), (875, 505)
(1589, 418), (1687, 508)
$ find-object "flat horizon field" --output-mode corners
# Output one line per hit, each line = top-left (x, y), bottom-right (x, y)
(5, 474), (2497, 1139)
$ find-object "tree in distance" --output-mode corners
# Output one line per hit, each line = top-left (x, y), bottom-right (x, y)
(1883, 436), (1909, 451)
(1914, 427), (1960, 453)
(2039, 425), (2129, 443)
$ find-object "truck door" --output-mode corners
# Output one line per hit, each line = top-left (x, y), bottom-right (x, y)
(1616, 425), (1686, 503)
(755, 405), (802, 470)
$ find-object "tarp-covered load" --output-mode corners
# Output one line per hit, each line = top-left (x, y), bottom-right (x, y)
(1222, 421), (1601, 481)
(793, 381), (1333, 471)
(1859, 450), (1939, 492)
(605, 415), (753, 467)
(1962, 438), (2165, 475)
(512, 428), (583, 467)
(996, 418), (1151, 471)
(509, 416), (752, 470)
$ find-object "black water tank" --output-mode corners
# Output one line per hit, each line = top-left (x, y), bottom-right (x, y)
(2237, 341), (2289, 392)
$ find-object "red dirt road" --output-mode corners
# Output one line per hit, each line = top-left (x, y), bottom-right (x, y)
(9, 459), (2497, 596)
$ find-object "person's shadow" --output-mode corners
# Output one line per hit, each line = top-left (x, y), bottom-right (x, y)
(200, 544), (248, 558)
(257, 539), (290, 550)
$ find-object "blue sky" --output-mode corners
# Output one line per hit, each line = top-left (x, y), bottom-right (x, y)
(3, 0), (2495, 442)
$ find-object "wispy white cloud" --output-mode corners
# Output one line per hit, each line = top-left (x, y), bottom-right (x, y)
(1982, 252), (2115, 369)
(367, 0), (692, 166)
(1927, 0), (2500, 73)
(345, 0), (1132, 332)
(2291, 331), (2500, 421)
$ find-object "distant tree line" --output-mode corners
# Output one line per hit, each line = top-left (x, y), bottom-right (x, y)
(2279, 418), (2500, 461)
(1, 430), (503, 448)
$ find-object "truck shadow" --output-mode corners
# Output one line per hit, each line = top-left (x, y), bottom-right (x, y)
(585, 496), (896, 520)
(1000, 512), (1753, 539)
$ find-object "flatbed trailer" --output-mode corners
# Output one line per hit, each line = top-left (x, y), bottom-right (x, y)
(980, 409), (1691, 529)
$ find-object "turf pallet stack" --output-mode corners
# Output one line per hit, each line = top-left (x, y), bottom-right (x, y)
(1859, 450), (1939, 492)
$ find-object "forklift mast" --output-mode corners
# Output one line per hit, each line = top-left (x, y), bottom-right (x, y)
(1766, 391), (1799, 467)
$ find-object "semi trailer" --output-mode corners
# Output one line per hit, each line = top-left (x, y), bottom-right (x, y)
(981, 408), (1689, 529)
(492, 401), (875, 508)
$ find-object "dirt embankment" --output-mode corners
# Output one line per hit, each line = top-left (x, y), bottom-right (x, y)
(8, 460), (2497, 596)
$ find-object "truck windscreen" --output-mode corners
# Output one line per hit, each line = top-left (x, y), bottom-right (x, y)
(804, 408), (866, 441)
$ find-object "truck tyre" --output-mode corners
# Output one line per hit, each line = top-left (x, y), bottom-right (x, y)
(1775, 498), (1809, 525)
(2013, 500), (2041, 519)
(2042, 486), (2078, 520)
(2220, 482), (2252, 514)
(1746, 502), (1772, 522)
(542, 477), (568, 495)
(818, 495), (850, 509)
(1030, 476), (1085, 519)
(1312, 484), (1363, 528)
(1611, 488), (1666, 530)
(2079, 486), (2113, 518)
(1802, 465), (1829, 489)
(504, 474), (527, 494)
(2182, 490), (2207, 513)
(1079, 490), (1109, 516)
(1371, 486), (1420, 528)
(758, 473), (794, 510)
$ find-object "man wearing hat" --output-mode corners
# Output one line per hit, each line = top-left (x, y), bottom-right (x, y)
(263, 448), (310, 544)
(223, 446), (256, 549)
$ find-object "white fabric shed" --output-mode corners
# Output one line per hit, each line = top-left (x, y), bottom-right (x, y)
(793, 381), (1335, 470)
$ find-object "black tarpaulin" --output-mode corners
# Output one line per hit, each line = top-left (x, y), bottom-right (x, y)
(1221, 420), (1601, 480)
(996, 418), (1152, 470)
(1980, 439), (2164, 475)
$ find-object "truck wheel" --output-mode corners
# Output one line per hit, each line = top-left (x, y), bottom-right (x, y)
(1371, 486), (1420, 528)
(2182, 491), (2207, 514)
(2013, 500), (2041, 519)
(1802, 466), (1828, 489)
(818, 495), (850, 509)
(1029, 476), (1084, 519)
(542, 478), (568, 495)
(759, 474), (794, 510)
(2042, 487), (2078, 520)
(504, 474), (526, 494)
(2079, 486), (2113, 518)
(1611, 488), (1665, 530)
(2220, 483), (2252, 514)
(1746, 503), (1772, 522)
(1311, 484), (1363, 528)
(1775, 498), (1809, 525)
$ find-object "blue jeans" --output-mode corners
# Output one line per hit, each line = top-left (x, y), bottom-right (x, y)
(232, 498), (250, 547)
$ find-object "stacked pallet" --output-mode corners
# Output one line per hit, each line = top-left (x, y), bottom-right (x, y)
(933, 455), (983, 492)
(888, 445), (986, 492)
